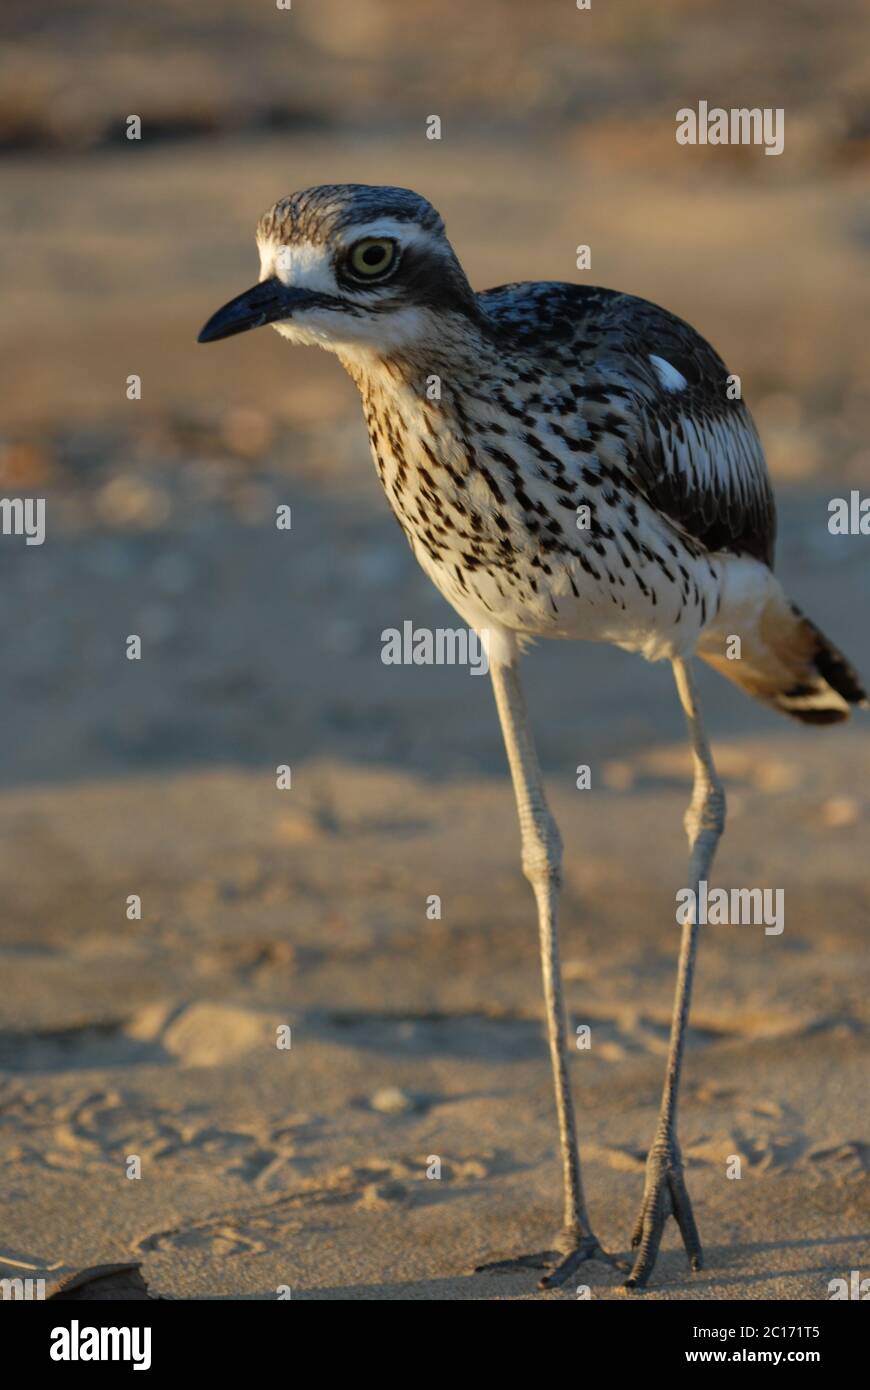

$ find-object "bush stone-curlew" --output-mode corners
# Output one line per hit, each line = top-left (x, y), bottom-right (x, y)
(199, 184), (866, 1290)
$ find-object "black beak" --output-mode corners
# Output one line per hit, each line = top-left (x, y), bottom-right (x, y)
(197, 278), (324, 343)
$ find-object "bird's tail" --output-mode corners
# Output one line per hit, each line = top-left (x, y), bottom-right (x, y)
(697, 562), (867, 725)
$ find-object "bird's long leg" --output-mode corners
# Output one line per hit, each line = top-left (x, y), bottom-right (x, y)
(626, 656), (726, 1290)
(476, 655), (620, 1289)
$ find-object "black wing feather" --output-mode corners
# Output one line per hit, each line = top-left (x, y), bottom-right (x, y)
(479, 282), (776, 567)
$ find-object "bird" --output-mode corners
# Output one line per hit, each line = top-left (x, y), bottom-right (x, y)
(198, 183), (866, 1291)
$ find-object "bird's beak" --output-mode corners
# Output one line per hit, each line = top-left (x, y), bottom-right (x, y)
(197, 278), (323, 343)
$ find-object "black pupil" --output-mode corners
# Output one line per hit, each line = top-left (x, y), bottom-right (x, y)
(362, 244), (387, 267)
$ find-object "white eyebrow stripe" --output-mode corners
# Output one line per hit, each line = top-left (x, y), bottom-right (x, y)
(335, 218), (438, 250)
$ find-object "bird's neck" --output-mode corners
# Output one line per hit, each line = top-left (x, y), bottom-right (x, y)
(338, 325), (487, 396)
(334, 328), (500, 547)
(340, 344), (477, 468)
(337, 314), (498, 437)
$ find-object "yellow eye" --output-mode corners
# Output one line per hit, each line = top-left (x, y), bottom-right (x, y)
(348, 238), (397, 278)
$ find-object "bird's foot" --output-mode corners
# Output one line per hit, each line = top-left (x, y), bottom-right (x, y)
(625, 1135), (702, 1290)
(476, 1227), (628, 1289)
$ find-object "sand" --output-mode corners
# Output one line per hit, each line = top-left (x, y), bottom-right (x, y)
(0, 471), (867, 1298)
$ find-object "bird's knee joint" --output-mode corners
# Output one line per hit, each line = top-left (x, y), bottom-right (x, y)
(521, 817), (562, 887)
(685, 781), (726, 843)
(705, 782), (726, 832)
(523, 856), (562, 890)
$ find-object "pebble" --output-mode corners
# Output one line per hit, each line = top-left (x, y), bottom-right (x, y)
(370, 1086), (414, 1115)
(95, 475), (171, 529)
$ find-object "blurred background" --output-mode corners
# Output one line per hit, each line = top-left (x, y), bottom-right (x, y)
(2, 0), (870, 780)
(0, 1), (867, 1299)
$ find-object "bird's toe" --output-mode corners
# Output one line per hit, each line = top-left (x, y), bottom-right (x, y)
(475, 1229), (626, 1288)
(625, 1142), (703, 1290)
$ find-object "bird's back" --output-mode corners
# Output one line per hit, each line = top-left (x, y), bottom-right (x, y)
(477, 280), (776, 569)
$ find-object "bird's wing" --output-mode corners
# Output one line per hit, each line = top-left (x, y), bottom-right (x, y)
(479, 282), (777, 567)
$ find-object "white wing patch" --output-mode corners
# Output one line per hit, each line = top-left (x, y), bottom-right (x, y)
(649, 354), (688, 392)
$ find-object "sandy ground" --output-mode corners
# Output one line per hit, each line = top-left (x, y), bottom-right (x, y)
(0, 469), (867, 1299)
(0, 2), (868, 1301)
(0, 753), (867, 1299)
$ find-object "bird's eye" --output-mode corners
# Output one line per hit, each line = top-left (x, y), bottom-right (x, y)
(348, 238), (397, 279)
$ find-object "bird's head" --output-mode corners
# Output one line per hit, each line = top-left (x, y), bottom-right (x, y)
(197, 184), (480, 360)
